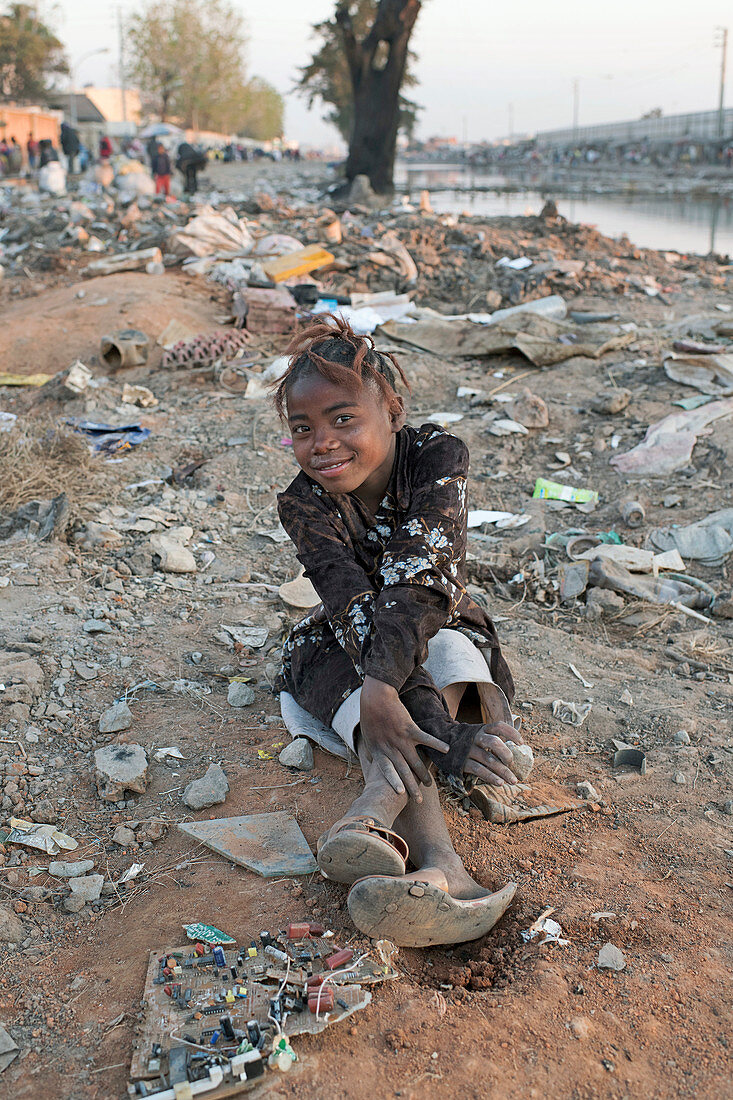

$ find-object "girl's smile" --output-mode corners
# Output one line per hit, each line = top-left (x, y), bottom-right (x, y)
(287, 373), (405, 511)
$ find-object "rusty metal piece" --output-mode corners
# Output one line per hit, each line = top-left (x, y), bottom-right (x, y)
(612, 747), (647, 774)
(100, 329), (149, 369)
(161, 328), (252, 369)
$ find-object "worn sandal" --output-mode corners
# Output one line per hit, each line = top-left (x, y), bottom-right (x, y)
(316, 816), (409, 884)
(347, 873), (516, 947)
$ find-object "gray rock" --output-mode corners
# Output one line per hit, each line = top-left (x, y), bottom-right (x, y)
(150, 531), (196, 574)
(22, 886), (50, 902)
(64, 873), (104, 912)
(559, 560), (589, 602)
(507, 742), (534, 782)
(94, 743), (149, 801)
(48, 859), (95, 878)
(0, 905), (25, 943)
(182, 763), (229, 810)
(73, 660), (98, 681)
(721, 799), (733, 816)
(30, 799), (56, 823)
(349, 173), (378, 206)
(673, 729), (691, 745)
(227, 681), (255, 708)
(598, 943), (626, 971)
(279, 738), (314, 771)
(82, 619), (113, 634)
(112, 825), (136, 846)
(672, 771), (686, 785)
(98, 700), (132, 734)
(577, 780), (601, 801)
(585, 588), (626, 617)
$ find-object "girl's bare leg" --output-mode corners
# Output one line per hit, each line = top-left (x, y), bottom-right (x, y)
(391, 775), (488, 900)
(324, 737), (409, 837)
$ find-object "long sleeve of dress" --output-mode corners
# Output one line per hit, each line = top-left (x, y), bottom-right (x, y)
(362, 431), (469, 690)
(277, 488), (377, 673)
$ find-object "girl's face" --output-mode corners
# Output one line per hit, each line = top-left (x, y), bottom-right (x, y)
(286, 372), (405, 509)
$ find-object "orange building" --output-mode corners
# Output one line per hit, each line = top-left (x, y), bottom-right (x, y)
(0, 104), (61, 152)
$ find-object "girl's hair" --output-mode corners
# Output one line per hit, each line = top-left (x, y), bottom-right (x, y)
(272, 314), (409, 419)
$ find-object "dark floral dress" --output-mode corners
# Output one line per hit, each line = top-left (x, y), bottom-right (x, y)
(275, 423), (514, 726)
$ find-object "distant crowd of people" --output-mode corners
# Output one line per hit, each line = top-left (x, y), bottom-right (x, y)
(1, 125), (303, 195)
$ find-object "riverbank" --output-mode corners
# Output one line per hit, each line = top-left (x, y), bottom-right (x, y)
(395, 162), (733, 256)
(398, 159), (733, 200)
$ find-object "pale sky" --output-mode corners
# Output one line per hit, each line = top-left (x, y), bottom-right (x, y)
(50, 0), (731, 147)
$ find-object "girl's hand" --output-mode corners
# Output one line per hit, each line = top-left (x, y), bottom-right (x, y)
(464, 722), (523, 787)
(360, 676), (449, 801)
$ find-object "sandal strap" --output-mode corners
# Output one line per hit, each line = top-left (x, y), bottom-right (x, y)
(332, 817), (409, 862)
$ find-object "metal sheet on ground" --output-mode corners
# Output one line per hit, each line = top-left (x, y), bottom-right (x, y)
(177, 812), (318, 877)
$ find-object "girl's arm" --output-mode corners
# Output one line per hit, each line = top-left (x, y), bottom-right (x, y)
(278, 484), (377, 673)
(362, 429), (470, 691)
(278, 481), (450, 798)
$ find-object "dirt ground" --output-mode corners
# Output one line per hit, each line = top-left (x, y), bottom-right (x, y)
(0, 161), (732, 1100)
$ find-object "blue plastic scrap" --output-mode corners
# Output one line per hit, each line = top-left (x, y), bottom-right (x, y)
(66, 418), (151, 455)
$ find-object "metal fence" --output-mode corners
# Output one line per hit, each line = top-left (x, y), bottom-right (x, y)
(532, 108), (733, 146)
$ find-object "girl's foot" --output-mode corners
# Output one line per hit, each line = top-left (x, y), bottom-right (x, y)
(347, 868), (516, 947)
(317, 742), (411, 884)
(316, 816), (408, 884)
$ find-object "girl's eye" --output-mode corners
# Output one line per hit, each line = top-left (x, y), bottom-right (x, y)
(292, 425), (309, 434)
(335, 415), (353, 425)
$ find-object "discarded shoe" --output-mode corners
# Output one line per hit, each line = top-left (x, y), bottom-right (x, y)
(471, 780), (585, 824)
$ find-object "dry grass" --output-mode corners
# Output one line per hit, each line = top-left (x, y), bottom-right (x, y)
(0, 420), (110, 513)
(683, 631), (733, 672)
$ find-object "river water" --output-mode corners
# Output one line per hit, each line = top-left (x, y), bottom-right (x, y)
(394, 164), (732, 257)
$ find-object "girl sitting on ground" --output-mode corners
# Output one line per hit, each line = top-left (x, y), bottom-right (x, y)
(274, 316), (524, 947)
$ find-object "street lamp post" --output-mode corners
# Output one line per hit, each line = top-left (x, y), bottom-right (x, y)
(68, 48), (111, 129)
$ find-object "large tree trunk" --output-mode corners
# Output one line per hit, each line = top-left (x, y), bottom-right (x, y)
(337, 0), (420, 194)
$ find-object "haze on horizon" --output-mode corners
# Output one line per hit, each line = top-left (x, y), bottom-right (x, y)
(50, 0), (730, 147)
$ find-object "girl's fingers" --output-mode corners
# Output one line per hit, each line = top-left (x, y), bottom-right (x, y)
(402, 745), (432, 787)
(474, 733), (515, 766)
(484, 721), (524, 745)
(467, 747), (518, 785)
(373, 751), (406, 796)
(410, 727), (450, 754)
(386, 749), (423, 801)
(464, 759), (504, 786)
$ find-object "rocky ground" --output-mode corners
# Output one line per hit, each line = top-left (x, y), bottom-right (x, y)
(0, 159), (732, 1099)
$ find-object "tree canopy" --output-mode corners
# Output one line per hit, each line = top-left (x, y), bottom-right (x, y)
(0, 3), (68, 103)
(297, 0), (420, 143)
(126, 0), (283, 138)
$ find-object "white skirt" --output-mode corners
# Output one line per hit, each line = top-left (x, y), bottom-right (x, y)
(280, 628), (516, 762)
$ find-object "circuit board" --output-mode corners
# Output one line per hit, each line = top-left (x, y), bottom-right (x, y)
(128, 927), (398, 1098)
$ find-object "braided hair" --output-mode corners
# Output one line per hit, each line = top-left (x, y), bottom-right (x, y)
(272, 314), (409, 419)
